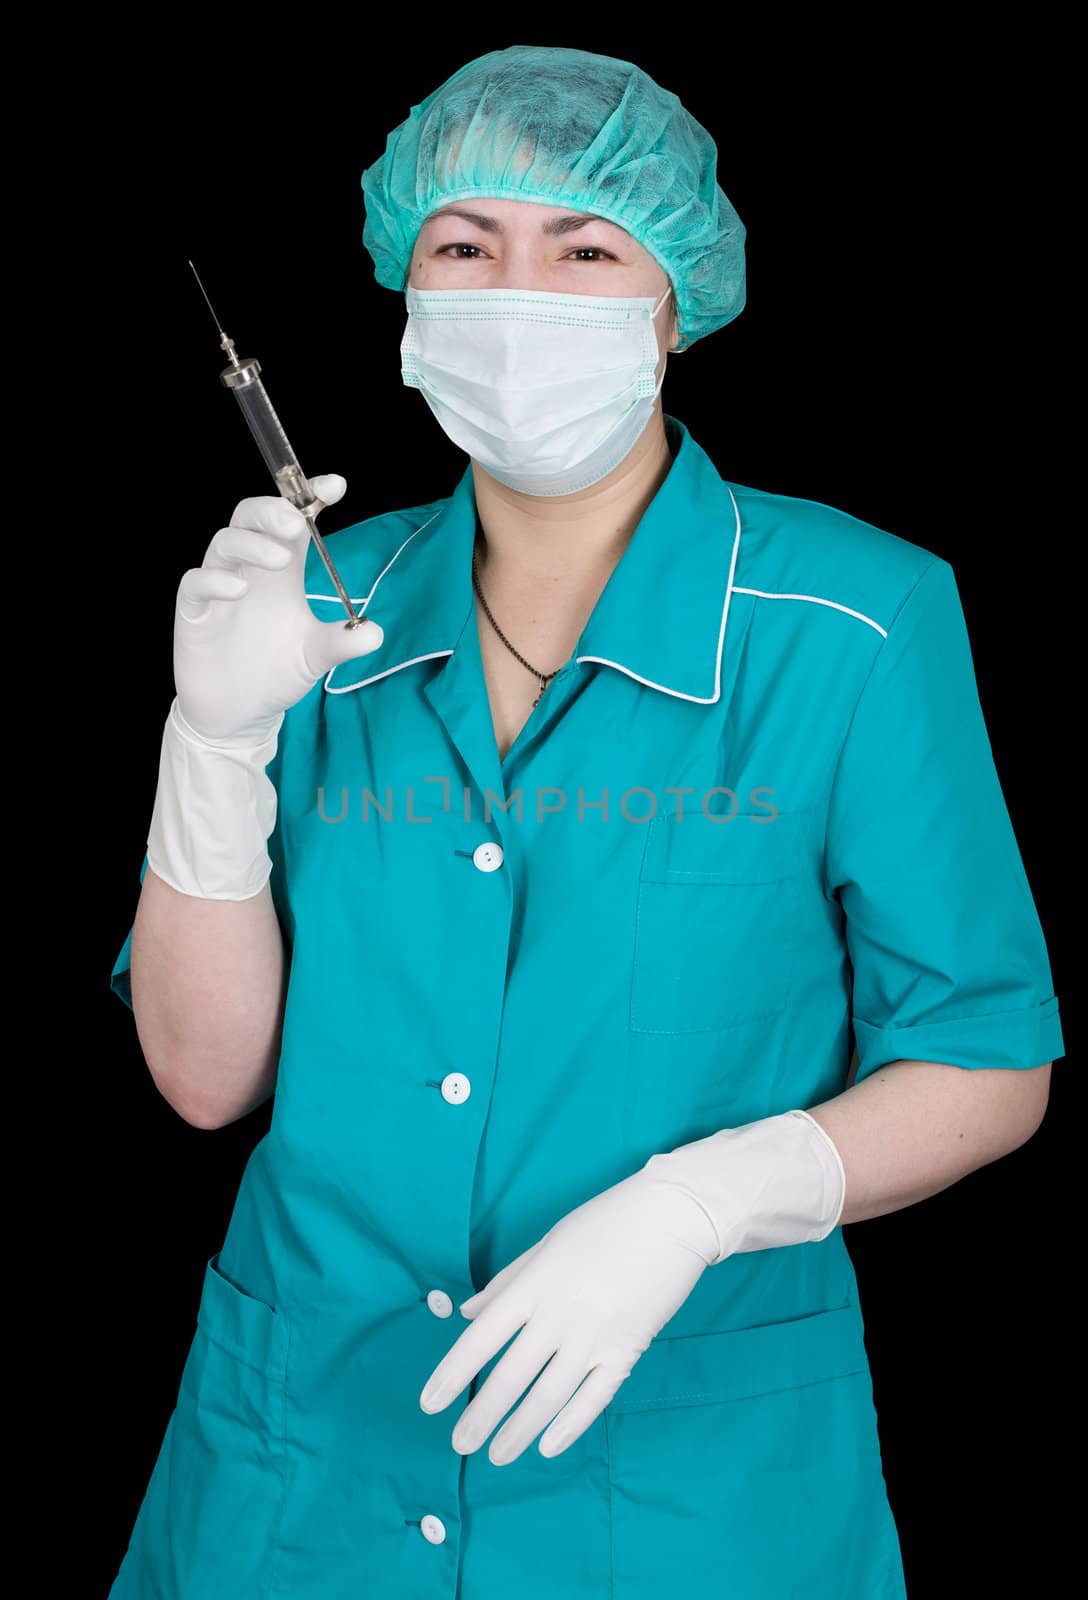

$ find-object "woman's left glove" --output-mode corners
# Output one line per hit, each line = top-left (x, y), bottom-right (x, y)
(418, 1109), (845, 1466)
(418, 1163), (719, 1466)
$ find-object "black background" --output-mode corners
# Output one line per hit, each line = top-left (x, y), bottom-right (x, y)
(60, 22), (1073, 1598)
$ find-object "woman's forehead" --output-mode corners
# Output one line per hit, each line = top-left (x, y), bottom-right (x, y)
(423, 199), (633, 237)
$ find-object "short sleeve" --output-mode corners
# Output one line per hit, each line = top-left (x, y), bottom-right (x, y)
(825, 557), (1063, 1083)
(109, 851), (150, 1012)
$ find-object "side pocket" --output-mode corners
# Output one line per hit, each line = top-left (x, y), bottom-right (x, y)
(115, 1254), (292, 1599)
(605, 1303), (906, 1600)
(194, 1252), (289, 1379)
(607, 1300), (867, 1415)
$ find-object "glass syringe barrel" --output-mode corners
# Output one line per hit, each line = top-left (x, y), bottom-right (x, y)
(220, 355), (317, 511)
(219, 354), (366, 628)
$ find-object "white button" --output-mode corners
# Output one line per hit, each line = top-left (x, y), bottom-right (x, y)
(420, 1513), (446, 1545)
(441, 1073), (471, 1104)
(472, 841), (504, 872)
(427, 1289), (454, 1318)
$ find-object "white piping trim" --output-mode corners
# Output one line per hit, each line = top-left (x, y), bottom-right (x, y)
(324, 649), (454, 694)
(732, 587), (888, 638)
(574, 483), (743, 705)
(312, 489), (888, 703)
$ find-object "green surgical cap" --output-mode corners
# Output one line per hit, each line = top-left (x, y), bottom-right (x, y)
(360, 45), (746, 350)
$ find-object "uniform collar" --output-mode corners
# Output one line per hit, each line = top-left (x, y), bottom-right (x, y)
(324, 413), (743, 703)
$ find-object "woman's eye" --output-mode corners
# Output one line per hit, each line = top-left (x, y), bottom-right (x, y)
(435, 244), (616, 262)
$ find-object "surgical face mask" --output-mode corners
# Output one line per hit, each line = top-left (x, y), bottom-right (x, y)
(400, 284), (673, 497)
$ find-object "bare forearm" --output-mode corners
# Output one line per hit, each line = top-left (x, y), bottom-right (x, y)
(806, 1058), (1052, 1226)
(130, 865), (288, 1129)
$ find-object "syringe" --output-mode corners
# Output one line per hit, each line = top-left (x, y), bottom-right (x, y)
(189, 259), (367, 629)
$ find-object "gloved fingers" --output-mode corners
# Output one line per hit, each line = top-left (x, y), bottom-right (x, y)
(301, 612), (385, 675)
(308, 472), (347, 505)
(204, 524), (298, 574)
(225, 474), (346, 545)
(227, 493), (310, 542)
(448, 1320), (563, 1454)
(176, 566), (248, 624)
(538, 1364), (627, 1459)
(485, 1344), (594, 1464)
(420, 1284), (538, 1414)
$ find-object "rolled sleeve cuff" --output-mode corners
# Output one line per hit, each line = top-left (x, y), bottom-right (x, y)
(853, 995), (1064, 1082)
(109, 854), (147, 1015)
(110, 928), (134, 1012)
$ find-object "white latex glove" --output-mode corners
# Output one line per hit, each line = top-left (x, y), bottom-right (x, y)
(174, 474), (383, 743)
(146, 475), (384, 899)
(418, 1109), (846, 1467)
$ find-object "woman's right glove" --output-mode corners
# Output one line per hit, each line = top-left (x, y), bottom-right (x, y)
(146, 474), (384, 900)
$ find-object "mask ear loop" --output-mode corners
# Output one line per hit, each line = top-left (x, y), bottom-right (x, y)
(652, 285), (690, 354)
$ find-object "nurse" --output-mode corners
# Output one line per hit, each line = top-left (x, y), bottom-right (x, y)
(108, 44), (1063, 1600)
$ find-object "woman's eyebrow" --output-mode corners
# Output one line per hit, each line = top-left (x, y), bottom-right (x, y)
(425, 207), (617, 237)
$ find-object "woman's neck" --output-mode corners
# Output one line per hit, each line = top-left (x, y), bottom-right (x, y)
(471, 409), (676, 594)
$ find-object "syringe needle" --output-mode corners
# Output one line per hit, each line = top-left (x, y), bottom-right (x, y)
(189, 259), (226, 338)
(191, 259), (367, 630)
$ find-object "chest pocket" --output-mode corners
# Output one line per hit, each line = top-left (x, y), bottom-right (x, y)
(629, 810), (803, 1035)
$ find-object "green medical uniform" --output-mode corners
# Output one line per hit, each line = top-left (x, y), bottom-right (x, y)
(108, 413), (1063, 1598)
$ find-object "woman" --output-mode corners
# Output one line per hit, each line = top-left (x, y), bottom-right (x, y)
(108, 44), (1063, 1600)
